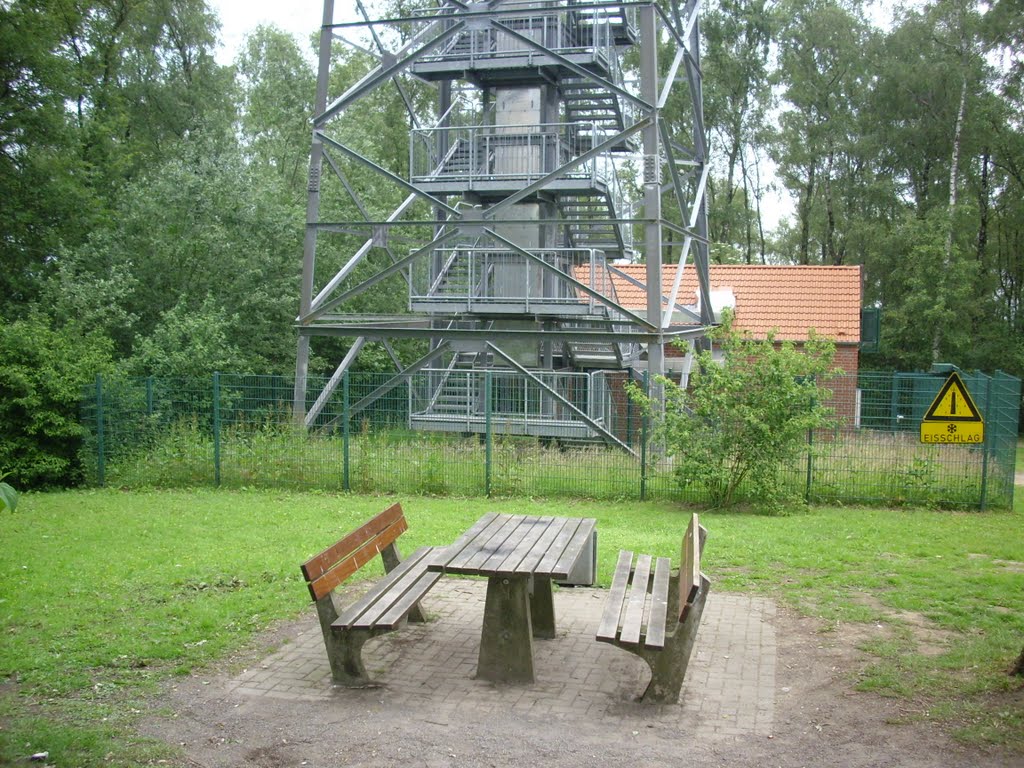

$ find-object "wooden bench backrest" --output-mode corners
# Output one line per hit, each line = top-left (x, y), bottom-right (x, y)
(300, 503), (408, 602)
(678, 513), (705, 622)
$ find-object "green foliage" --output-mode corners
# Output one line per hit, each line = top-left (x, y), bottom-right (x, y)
(0, 0), (231, 313)
(632, 315), (838, 511)
(129, 298), (249, 378)
(51, 135), (303, 372)
(235, 25), (316, 192)
(0, 472), (17, 513)
(0, 315), (114, 488)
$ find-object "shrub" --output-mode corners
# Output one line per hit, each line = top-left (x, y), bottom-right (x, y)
(0, 315), (114, 488)
(630, 315), (838, 512)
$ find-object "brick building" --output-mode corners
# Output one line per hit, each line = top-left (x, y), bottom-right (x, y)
(610, 264), (864, 425)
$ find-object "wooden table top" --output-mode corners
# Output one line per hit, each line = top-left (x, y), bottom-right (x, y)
(429, 513), (597, 580)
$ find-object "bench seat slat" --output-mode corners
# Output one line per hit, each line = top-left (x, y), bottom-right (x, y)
(352, 549), (442, 629)
(333, 546), (437, 629)
(619, 554), (652, 645)
(374, 570), (444, 628)
(644, 557), (672, 649)
(596, 550), (634, 641)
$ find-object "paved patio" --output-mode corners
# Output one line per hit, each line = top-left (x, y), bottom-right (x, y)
(222, 580), (777, 739)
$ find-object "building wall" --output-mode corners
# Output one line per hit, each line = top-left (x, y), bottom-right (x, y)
(831, 345), (860, 427)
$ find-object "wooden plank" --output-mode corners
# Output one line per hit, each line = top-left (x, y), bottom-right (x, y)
(678, 513), (701, 621)
(493, 516), (554, 575)
(451, 514), (522, 572)
(301, 502), (405, 582)
(512, 517), (571, 575)
(333, 546), (436, 628)
(619, 554), (652, 645)
(550, 517), (597, 579)
(428, 512), (500, 571)
(342, 547), (437, 629)
(644, 557), (672, 649)
(535, 517), (585, 577)
(374, 570), (444, 628)
(478, 516), (538, 573)
(308, 525), (405, 602)
(596, 550), (634, 641)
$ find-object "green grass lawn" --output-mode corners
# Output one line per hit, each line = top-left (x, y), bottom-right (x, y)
(1, 489), (1022, 765)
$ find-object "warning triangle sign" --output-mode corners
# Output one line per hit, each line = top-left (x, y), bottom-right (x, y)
(923, 372), (983, 423)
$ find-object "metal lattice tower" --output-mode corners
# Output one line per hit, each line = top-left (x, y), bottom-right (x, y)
(293, 0), (713, 447)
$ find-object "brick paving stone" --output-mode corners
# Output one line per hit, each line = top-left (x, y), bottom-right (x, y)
(228, 580), (776, 735)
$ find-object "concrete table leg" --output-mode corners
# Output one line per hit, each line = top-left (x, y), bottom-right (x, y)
(477, 575), (534, 683)
(530, 575), (556, 639)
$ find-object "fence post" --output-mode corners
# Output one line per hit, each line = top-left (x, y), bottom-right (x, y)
(979, 373), (993, 511)
(212, 371), (221, 487)
(95, 374), (105, 487)
(626, 369), (634, 444)
(343, 370), (350, 491)
(805, 390), (815, 503)
(485, 370), (493, 497)
(640, 371), (648, 501)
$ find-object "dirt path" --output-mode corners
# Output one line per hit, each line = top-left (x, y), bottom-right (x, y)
(140, 583), (1017, 768)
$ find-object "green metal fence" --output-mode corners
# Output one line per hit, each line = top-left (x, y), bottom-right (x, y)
(80, 369), (1020, 510)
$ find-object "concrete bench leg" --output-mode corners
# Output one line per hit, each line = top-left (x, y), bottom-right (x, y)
(322, 627), (374, 686)
(529, 576), (556, 639)
(478, 575), (534, 683)
(635, 579), (711, 703)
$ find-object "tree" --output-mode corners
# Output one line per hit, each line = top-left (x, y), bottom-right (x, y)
(0, 0), (230, 315)
(50, 133), (304, 372)
(701, 0), (777, 263)
(771, 0), (874, 266)
(630, 315), (837, 512)
(235, 25), (316, 193)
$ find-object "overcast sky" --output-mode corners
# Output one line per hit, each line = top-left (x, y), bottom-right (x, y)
(210, 0), (326, 64)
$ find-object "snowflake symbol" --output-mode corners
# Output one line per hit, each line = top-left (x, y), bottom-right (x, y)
(947, 423), (957, 434)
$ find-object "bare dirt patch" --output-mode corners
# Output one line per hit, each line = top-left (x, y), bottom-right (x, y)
(137, 594), (1020, 768)
(848, 591), (958, 657)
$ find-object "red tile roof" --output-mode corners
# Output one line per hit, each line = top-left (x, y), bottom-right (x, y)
(611, 264), (862, 343)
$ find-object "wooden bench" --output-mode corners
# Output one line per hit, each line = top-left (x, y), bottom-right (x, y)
(299, 503), (442, 686)
(596, 513), (710, 703)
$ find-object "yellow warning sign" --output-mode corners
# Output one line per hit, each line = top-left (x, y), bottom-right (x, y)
(920, 372), (984, 444)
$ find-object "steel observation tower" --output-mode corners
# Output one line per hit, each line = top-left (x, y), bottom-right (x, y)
(293, 0), (713, 450)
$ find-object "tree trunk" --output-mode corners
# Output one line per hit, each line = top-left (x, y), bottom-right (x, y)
(741, 151), (753, 264)
(934, 74), (969, 363)
(977, 147), (990, 263)
(754, 148), (767, 264)
(824, 148), (840, 265)
(798, 162), (816, 265)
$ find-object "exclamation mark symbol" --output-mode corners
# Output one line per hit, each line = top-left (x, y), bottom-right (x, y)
(951, 392), (957, 416)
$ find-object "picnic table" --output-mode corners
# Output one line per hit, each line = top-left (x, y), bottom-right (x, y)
(428, 512), (597, 684)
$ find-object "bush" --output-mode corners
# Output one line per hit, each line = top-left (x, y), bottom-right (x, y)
(0, 315), (114, 488)
(630, 315), (838, 512)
